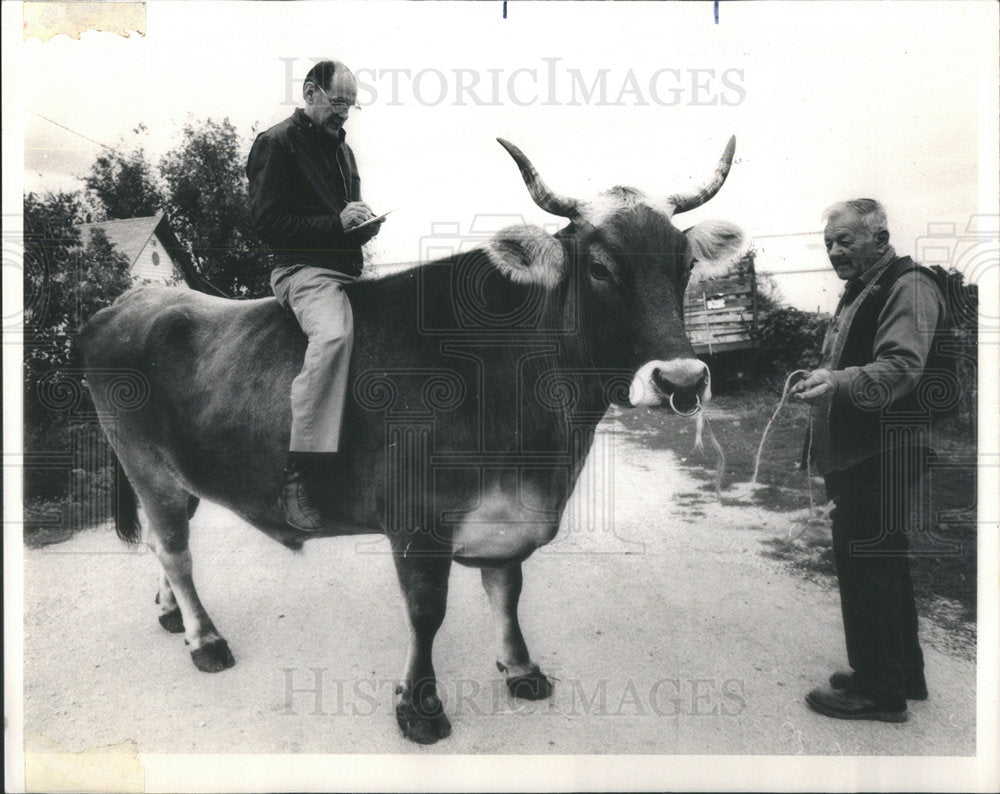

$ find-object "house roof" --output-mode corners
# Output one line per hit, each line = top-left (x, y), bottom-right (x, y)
(74, 211), (227, 296)
(77, 211), (166, 268)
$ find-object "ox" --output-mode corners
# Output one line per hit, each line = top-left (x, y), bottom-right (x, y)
(79, 137), (744, 744)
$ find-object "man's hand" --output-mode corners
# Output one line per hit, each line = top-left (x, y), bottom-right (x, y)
(340, 201), (383, 244)
(790, 368), (837, 405)
(340, 201), (374, 230)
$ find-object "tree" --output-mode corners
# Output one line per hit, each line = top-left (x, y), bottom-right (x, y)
(754, 272), (783, 314)
(756, 307), (831, 376)
(84, 126), (165, 220)
(24, 192), (132, 360)
(160, 118), (271, 297)
(927, 265), (978, 432)
(23, 191), (134, 516)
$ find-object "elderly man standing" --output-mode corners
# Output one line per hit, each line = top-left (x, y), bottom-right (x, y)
(792, 199), (946, 722)
(247, 60), (382, 531)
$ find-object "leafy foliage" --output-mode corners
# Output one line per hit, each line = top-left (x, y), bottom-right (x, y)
(23, 192), (133, 371)
(927, 265), (978, 431)
(756, 307), (830, 377)
(23, 192), (133, 519)
(753, 272), (783, 314)
(84, 135), (165, 220)
(159, 118), (271, 297)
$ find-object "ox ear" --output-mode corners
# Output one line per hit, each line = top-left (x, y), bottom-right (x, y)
(685, 220), (746, 284)
(484, 225), (567, 289)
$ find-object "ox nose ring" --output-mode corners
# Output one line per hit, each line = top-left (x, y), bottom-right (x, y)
(668, 392), (701, 417)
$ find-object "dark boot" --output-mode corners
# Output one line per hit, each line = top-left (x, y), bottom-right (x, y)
(806, 685), (908, 723)
(279, 454), (325, 531)
(829, 669), (928, 701)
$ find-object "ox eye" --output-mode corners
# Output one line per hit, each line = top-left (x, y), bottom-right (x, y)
(589, 262), (613, 281)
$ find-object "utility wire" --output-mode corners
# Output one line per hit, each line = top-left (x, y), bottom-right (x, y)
(753, 230), (824, 238)
(27, 109), (116, 151)
(756, 267), (836, 276)
(26, 109), (233, 299)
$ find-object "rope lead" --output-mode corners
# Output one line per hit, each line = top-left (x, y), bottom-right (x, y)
(693, 409), (726, 498)
(751, 369), (820, 516)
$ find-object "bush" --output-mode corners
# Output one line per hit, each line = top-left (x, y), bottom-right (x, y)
(160, 118), (272, 297)
(756, 307), (830, 379)
(23, 192), (133, 541)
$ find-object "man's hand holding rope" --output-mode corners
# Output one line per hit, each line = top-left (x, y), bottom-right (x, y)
(790, 368), (837, 405)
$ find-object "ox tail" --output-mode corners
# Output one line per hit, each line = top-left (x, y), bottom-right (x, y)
(113, 453), (142, 545)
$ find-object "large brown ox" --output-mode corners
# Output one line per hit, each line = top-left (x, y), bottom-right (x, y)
(79, 137), (744, 744)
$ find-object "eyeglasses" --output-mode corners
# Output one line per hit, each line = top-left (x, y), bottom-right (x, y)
(313, 83), (361, 114)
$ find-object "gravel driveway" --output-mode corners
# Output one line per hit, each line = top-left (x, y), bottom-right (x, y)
(22, 414), (976, 761)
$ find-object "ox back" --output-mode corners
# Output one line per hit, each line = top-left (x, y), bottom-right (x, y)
(80, 251), (610, 558)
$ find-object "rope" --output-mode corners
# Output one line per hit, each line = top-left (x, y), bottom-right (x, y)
(687, 370), (826, 534)
(704, 413), (726, 498)
(749, 369), (823, 531)
(693, 410), (726, 498)
(751, 369), (809, 484)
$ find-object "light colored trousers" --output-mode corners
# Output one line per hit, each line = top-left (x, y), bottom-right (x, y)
(271, 265), (356, 453)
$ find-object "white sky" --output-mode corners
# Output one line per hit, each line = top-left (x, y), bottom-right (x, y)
(16, 0), (1000, 311)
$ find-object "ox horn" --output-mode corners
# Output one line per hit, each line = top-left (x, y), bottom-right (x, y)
(666, 135), (737, 215)
(497, 138), (580, 218)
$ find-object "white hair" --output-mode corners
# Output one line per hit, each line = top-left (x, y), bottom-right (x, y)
(822, 198), (888, 235)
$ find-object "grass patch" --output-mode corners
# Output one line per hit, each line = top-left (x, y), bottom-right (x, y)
(615, 386), (818, 499)
(615, 385), (978, 625)
(23, 499), (79, 548)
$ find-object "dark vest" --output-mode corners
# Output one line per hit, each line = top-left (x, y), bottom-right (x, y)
(828, 256), (946, 455)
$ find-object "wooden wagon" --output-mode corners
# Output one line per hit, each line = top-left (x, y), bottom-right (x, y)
(684, 251), (758, 381)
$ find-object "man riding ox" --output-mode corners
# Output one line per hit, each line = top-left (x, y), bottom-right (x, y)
(79, 134), (744, 744)
(247, 59), (383, 532)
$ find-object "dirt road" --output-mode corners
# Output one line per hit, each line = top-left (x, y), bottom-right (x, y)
(22, 412), (976, 756)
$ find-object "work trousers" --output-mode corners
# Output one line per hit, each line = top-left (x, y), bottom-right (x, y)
(271, 265), (356, 454)
(823, 448), (929, 711)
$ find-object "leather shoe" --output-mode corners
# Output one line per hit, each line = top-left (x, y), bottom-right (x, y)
(829, 670), (928, 701)
(806, 686), (907, 722)
(279, 465), (324, 531)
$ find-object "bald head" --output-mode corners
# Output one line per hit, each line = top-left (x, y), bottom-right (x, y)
(302, 60), (358, 138)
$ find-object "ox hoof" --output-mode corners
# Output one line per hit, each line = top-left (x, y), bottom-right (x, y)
(497, 661), (554, 700)
(158, 607), (185, 634)
(189, 639), (235, 673)
(395, 691), (452, 745)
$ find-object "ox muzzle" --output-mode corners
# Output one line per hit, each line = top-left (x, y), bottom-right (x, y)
(628, 359), (711, 415)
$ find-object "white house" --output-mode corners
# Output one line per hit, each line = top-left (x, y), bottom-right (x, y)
(75, 211), (223, 294)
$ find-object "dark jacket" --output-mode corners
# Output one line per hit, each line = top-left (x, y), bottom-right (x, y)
(808, 251), (945, 473)
(246, 108), (364, 276)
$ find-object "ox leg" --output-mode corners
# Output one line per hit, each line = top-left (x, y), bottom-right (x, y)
(481, 565), (553, 700)
(393, 551), (452, 744)
(155, 569), (185, 634)
(142, 497), (235, 673)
